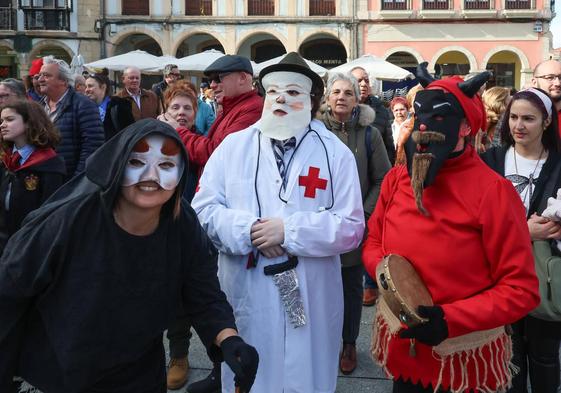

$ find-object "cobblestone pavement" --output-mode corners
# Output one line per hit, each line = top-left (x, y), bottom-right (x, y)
(165, 305), (393, 393)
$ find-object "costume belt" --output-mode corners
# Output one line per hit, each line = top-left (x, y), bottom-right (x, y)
(264, 256), (306, 328)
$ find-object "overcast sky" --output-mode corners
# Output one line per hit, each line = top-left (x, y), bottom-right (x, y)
(552, 2), (560, 48)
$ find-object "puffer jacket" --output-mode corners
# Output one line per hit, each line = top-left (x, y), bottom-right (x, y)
(45, 88), (105, 178)
(319, 104), (391, 267)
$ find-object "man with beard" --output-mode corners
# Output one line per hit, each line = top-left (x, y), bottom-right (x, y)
(362, 63), (540, 393)
(532, 59), (561, 137)
(191, 52), (365, 393)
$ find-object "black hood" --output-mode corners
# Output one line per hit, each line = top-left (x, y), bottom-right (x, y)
(23, 119), (188, 225)
(86, 118), (189, 208)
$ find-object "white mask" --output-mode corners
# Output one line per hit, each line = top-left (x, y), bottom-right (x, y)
(122, 134), (184, 190)
(260, 71), (313, 140)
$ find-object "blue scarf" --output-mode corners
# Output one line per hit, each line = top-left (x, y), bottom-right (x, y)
(98, 96), (111, 122)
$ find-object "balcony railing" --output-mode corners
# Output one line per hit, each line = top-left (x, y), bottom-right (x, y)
(381, 0), (408, 10)
(248, 0), (274, 15)
(423, 0), (450, 9)
(464, 0), (490, 8)
(309, 0), (336, 15)
(0, 6), (16, 30)
(186, 0), (212, 15)
(505, 0), (531, 8)
(464, 0), (491, 10)
(22, 8), (70, 30)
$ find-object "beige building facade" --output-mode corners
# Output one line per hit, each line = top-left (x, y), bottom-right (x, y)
(0, 0), (556, 91)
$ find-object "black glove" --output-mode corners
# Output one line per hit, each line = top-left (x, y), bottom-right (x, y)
(221, 336), (259, 392)
(399, 305), (449, 346)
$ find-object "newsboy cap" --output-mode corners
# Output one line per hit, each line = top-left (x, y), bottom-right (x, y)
(204, 55), (253, 76)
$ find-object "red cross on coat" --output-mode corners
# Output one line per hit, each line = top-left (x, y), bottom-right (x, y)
(299, 166), (327, 198)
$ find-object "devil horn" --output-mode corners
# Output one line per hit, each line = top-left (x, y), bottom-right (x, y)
(416, 62), (436, 88)
(458, 71), (492, 98)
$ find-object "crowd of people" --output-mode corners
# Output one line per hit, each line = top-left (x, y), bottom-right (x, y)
(0, 51), (559, 393)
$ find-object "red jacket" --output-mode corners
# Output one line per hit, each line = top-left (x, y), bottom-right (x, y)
(178, 90), (263, 174)
(362, 146), (540, 391)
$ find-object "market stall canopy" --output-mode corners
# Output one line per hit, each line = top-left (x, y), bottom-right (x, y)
(84, 50), (161, 72)
(329, 54), (414, 82)
(174, 49), (226, 72)
(253, 55), (328, 77)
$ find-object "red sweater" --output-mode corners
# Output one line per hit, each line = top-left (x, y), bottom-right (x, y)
(363, 145), (540, 390)
(178, 90), (263, 173)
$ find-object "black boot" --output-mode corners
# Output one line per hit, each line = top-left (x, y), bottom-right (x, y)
(187, 362), (221, 393)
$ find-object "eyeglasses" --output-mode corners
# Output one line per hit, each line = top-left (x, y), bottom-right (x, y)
(535, 74), (561, 82)
(167, 73), (182, 79)
(210, 72), (233, 84)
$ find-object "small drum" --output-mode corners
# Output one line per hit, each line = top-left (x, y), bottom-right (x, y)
(376, 254), (433, 328)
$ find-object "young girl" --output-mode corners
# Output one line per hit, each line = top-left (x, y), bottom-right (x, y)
(0, 99), (65, 251)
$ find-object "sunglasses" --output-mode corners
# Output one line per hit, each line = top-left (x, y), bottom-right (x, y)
(209, 72), (234, 83)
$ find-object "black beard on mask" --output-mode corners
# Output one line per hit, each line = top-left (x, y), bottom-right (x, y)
(405, 90), (464, 214)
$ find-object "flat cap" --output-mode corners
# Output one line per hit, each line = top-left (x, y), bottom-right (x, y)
(204, 55), (253, 76)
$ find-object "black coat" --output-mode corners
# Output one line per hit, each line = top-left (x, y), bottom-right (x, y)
(364, 95), (396, 164)
(480, 146), (561, 217)
(0, 120), (236, 393)
(0, 154), (65, 252)
(103, 96), (136, 141)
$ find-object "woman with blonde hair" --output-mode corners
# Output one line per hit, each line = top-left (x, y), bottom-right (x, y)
(477, 86), (511, 152)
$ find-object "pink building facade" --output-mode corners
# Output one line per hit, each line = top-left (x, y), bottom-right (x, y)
(359, 0), (554, 89)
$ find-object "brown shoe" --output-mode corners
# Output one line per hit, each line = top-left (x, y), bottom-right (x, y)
(362, 288), (378, 306)
(167, 357), (189, 390)
(339, 343), (357, 375)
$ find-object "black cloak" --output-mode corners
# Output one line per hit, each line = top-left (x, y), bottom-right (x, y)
(0, 119), (236, 392)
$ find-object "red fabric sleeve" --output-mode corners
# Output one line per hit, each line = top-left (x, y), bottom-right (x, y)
(362, 166), (401, 279)
(181, 101), (262, 167)
(442, 178), (540, 338)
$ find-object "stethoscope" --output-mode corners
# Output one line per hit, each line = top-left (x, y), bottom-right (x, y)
(254, 125), (335, 218)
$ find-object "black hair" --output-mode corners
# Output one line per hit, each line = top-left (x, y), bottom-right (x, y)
(499, 87), (560, 153)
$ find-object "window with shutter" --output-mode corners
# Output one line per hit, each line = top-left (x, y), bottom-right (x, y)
(122, 0), (149, 15)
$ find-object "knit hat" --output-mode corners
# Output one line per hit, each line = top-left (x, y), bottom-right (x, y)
(427, 76), (487, 135)
(29, 58), (43, 77)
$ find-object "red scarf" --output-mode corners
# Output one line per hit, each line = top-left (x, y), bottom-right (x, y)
(2, 148), (57, 172)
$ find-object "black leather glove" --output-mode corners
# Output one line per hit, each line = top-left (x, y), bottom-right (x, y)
(221, 336), (259, 392)
(399, 305), (449, 346)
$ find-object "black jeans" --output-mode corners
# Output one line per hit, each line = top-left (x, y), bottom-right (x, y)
(342, 264), (363, 344)
(509, 316), (561, 393)
(166, 315), (192, 359)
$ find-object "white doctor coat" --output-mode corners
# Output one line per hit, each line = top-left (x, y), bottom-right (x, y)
(191, 119), (365, 393)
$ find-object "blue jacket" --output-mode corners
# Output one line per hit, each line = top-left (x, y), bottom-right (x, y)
(195, 98), (215, 136)
(44, 89), (105, 178)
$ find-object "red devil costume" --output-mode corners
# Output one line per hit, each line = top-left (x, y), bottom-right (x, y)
(362, 64), (540, 393)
